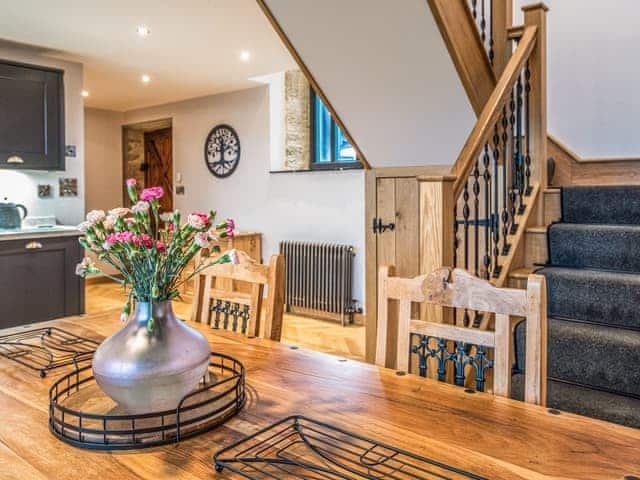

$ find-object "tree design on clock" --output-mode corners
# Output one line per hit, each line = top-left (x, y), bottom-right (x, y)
(204, 124), (240, 178)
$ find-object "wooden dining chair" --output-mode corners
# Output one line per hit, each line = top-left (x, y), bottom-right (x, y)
(376, 265), (547, 405)
(191, 250), (285, 341)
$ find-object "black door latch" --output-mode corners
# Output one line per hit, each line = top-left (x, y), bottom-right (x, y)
(372, 217), (396, 234)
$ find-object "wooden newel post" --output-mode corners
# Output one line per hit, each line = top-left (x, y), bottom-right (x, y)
(417, 175), (455, 325)
(523, 3), (549, 225)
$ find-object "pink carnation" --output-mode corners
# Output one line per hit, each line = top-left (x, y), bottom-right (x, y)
(126, 178), (137, 187)
(167, 223), (175, 232)
(156, 240), (166, 253)
(226, 218), (235, 230)
(140, 186), (164, 201)
(140, 233), (153, 249)
(187, 212), (209, 230)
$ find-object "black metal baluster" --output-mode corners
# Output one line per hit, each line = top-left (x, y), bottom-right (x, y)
(516, 71), (526, 214)
(462, 181), (470, 327)
(492, 124), (502, 277)
(488, 0), (494, 64)
(482, 143), (491, 280)
(472, 160), (481, 327)
(473, 160), (480, 277)
(509, 90), (518, 234)
(501, 107), (511, 255)
(524, 61), (532, 195)
(471, 0), (478, 19)
(453, 204), (459, 324)
(480, 0), (487, 47)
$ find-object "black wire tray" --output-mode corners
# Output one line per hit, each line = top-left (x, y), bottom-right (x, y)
(49, 352), (245, 450)
(0, 327), (98, 377)
(213, 416), (487, 479)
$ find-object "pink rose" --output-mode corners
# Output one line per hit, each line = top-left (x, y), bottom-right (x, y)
(156, 240), (166, 253)
(140, 186), (164, 201)
(126, 178), (137, 187)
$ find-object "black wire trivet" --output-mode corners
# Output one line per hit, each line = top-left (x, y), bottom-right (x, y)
(214, 416), (487, 479)
(0, 327), (98, 377)
(49, 352), (245, 450)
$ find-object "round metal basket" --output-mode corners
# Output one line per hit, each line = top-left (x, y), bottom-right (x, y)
(49, 353), (245, 450)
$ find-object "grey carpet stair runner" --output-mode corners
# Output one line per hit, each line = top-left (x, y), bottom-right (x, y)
(513, 185), (640, 428)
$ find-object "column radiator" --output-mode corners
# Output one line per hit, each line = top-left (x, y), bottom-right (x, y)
(279, 241), (355, 325)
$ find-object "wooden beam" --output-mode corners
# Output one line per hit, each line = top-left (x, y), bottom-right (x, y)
(427, 0), (496, 116)
(255, 0), (370, 169)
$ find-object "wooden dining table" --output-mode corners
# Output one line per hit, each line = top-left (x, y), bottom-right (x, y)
(0, 311), (639, 480)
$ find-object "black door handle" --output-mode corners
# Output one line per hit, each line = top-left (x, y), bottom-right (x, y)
(372, 217), (396, 234)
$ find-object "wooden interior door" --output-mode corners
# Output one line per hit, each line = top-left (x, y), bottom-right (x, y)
(374, 177), (420, 367)
(144, 128), (173, 212)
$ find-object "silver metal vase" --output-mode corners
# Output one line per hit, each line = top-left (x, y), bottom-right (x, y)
(92, 300), (211, 414)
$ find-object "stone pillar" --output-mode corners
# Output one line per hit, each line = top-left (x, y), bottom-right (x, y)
(284, 70), (310, 170)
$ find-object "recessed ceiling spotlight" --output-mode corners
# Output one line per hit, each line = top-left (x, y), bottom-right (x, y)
(141, 74), (151, 83)
(240, 51), (250, 62)
(137, 25), (151, 37)
(81, 90), (89, 97)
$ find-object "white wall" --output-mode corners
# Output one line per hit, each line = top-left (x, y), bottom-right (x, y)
(122, 87), (366, 305)
(85, 108), (124, 212)
(515, 0), (640, 158)
(0, 43), (84, 225)
(263, 0), (476, 168)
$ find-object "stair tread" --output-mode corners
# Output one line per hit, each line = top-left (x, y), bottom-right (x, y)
(515, 316), (640, 398)
(526, 226), (547, 234)
(539, 266), (640, 329)
(548, 223), (640, 272)
(511, 374), (640, 428)
(562, 185), (640, 225)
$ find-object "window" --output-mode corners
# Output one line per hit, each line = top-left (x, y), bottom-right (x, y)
(310, 90), (361, 169)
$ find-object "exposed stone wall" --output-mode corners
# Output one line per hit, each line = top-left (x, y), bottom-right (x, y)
(123, 128), (145, 206)
(284, 70), (310, 170)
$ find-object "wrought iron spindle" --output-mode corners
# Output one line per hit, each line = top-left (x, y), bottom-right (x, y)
(516, 72), (525, 214)
(482, 144), (491, 280)
(524, 61), (532, 195)
(488, 0), (494, 64)
(471, 0), (478, 19)
(462, 181), (470, 327)
(472, 160), (480, 277)
(492, 124), (502, 277)
(509, 90), (518, 235)
(501, 107), (510, 254)
(480, 0), (487, 45)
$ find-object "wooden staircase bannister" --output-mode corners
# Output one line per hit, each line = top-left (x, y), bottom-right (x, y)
(451, 26), (537, 198)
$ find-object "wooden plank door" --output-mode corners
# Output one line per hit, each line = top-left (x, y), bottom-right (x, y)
(374, 177), (419, 368)
(144, 127), (173, 212)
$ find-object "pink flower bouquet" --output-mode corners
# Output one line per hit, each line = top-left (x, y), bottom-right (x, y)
(76, 179), (237, 329)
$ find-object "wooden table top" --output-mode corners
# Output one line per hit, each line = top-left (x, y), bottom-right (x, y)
(1, 312), (639, 480)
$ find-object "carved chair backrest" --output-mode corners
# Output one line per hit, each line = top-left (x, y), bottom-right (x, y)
(376, 266), (547, 405)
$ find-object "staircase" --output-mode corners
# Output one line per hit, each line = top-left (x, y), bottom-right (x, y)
(513, 186), (640, 428)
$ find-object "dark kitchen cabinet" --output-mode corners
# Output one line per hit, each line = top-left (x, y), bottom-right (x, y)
(0, 60), (65, 171)
(0, 235), (84, 329)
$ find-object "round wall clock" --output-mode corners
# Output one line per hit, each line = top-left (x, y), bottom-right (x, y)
(204, 124), (241, 178)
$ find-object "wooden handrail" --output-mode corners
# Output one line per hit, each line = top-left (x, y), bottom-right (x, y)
(451, 25), (538, 198)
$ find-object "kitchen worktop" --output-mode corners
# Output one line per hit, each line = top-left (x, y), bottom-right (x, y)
(0, 225), (81, 241)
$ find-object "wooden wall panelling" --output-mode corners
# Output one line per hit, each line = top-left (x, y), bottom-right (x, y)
(364, 170), (378, 363)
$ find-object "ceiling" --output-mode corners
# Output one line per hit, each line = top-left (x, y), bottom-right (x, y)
(0, 0), (296, 111)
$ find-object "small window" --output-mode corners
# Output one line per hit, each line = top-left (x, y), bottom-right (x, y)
(310, 90), (361, 170)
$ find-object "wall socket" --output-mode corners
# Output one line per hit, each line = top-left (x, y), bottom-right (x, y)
(65, 145), (77, 157)
(176, 186), (185, 195)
